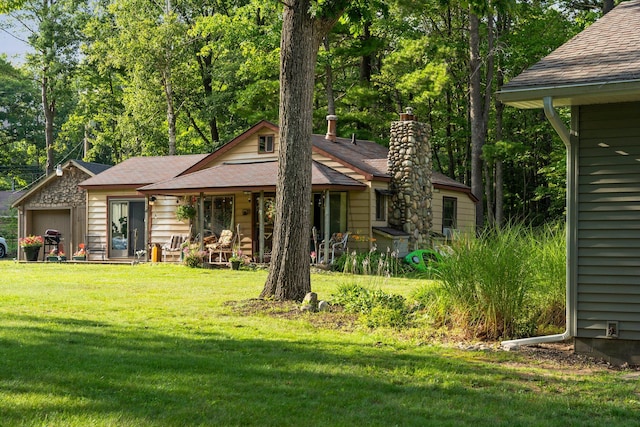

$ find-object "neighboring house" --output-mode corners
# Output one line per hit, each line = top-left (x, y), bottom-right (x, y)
(0, 190), (25, 215)
(497, 0), (640, 364)
(11, 160), (111, 260)
(79, 114), (476, 262)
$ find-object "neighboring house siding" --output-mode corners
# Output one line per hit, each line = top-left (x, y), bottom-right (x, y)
(577, 101), (640, 340)
(431, 189), (476, 237)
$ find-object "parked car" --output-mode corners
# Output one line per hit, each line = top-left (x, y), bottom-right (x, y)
(0, 237), (7, 258)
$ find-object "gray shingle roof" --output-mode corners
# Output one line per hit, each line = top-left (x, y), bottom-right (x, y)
(138, 160), (367, 193)
(79, 154), (208, 188)
(498, 0), (640, 108)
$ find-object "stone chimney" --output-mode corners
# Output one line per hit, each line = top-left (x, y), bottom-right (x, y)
(387, 108), (432, 250)
(325, 115), (337, 142)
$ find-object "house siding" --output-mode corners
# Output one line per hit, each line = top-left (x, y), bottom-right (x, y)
(431, 189), (476, 237)
(577, 101), (640, 341)
(150, 196), (190, 247)
(203, 132), (279, 168)
(86, 190), (147, 260)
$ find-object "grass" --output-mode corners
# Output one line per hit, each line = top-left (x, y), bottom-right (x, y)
(0, 262), (638, 426)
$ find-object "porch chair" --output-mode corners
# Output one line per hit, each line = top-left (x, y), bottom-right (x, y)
(162, 235), (184, 262)
(318, 231), (350, 264)
(206, 229), (234, 263)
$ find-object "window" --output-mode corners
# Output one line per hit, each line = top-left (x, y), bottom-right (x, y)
(375, 190), (387, 221)
(258, 135), (274, 153)
(203, 196), (234, 235)
(442, 197), (457, 237)
(109, 199), (145, 257)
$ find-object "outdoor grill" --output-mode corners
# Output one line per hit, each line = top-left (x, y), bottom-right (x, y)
(43, 229), (63, 261)
(44, 229), (62, 245)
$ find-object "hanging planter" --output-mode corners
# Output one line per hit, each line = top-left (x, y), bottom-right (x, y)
(176, 204), (197, 222)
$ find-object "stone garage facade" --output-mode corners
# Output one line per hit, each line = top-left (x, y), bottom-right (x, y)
(12, 160), (111, 260)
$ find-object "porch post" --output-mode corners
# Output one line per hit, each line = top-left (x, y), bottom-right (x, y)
(324, 190), (330, 263)
(198, 193), (204, 250)
(259, 191), (265, 263)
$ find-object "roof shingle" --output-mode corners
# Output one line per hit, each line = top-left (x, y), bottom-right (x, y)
(503, 0), (640, 90)
(79, 154), (208, 188)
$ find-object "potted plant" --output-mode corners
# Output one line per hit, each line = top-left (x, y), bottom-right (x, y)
(46, 248), (66, 262)
(20, 235), (43, 261)
(73, 244), (86, 261)
(229, 252), (242, 270)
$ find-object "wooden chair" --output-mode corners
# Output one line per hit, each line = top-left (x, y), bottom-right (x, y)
(86, 234), (106, 261)
(207, 229), (234, 263)
(162, 235), (184, 262)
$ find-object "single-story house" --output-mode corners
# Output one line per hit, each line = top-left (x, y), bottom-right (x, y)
(78, 114), (477, 262)
(498, 0), (640, 364)
(12, 160), (111, 260)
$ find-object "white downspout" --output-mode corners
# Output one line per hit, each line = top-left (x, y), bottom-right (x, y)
(502, 96), (576, 349)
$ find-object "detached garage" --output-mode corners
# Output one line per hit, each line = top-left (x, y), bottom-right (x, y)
(12, 160), (111, 261)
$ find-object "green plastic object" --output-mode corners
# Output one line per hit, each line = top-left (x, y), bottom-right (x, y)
(404, 249), (443, 272)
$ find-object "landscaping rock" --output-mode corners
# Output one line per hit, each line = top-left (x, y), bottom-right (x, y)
(317, 300), (329, 312)
(300, 292), (318, 312)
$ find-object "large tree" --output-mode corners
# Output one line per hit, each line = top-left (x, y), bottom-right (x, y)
(2, 0), (85, 175)
(260, 0), (346, 301)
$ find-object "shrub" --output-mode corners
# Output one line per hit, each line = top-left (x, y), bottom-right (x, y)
(332, 283), (411, 328)
(433, 223), (538, 339)
(183, 244), (207, 268)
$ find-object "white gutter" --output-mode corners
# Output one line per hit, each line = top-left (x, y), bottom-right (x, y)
(502, 96), (575, 349)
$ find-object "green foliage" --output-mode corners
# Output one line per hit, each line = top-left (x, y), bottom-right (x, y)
(332, 283), (411, 328)
(428, 222), (565, 340)
(332, 249), (409, 277)
(182, 244), (206, 268)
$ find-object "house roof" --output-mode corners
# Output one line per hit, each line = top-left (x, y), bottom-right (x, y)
(181, 120), (391, 181)
(73, 160), (112, 176)
(497, 0), (640, 108)
(0, 190), (25, 213)
(12, 159), (112, 208)
(312, 134), (390, 180)
(138, 160), (367, 194)
(79, 154), (208, 189)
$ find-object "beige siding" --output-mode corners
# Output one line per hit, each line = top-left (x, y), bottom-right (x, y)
(86, 190), (143, 260)
(150, 196), (190, 247)
(431, 189), (476, 237)
(576, 101), (640, 341)
(347, 187), (373, 252)
(312, 152), (367, 181)
(203, 132), (279, 168)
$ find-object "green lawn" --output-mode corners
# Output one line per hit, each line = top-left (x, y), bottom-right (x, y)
(0, 263), (638, 426)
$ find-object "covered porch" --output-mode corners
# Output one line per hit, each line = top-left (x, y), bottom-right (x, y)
(138, 160), (367, 264)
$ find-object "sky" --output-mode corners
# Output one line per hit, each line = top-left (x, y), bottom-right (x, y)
(0, 15), (32, 65)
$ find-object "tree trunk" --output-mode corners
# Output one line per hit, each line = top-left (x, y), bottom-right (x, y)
(260, 0), (323, 301)
(469, 10), (484, 228)
(324, 37), (336, 115)
(359, 21), (372, 83)
(494, 20), (505, 227)
(163, 69), (177, 156)
(42, 73), (55, 176)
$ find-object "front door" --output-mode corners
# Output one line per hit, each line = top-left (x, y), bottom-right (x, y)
(109, 199), (145, 258)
